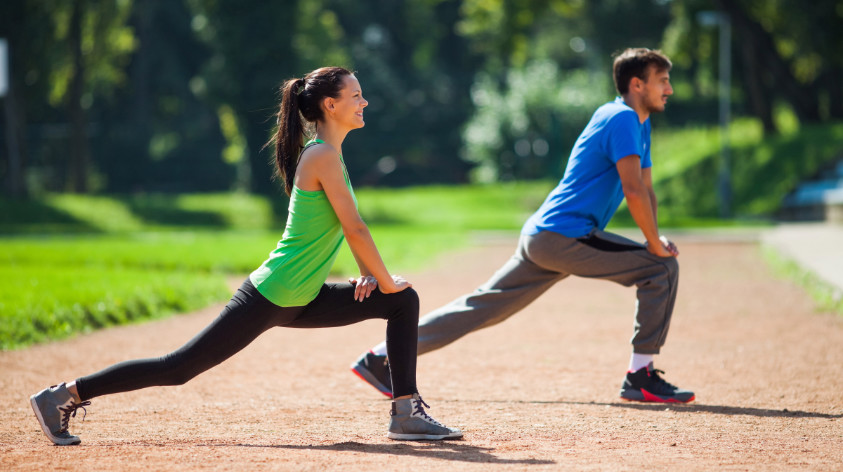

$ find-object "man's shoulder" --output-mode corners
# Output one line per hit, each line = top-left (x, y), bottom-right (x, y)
(587, 101), (638, 136)
(595, 99), (637, 122)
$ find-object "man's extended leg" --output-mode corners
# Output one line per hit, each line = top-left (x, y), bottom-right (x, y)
(352, 234), (565, 396)
(415, 239), (566, 354)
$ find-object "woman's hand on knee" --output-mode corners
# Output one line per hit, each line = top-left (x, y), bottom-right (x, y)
(378, 275), (412, 294)
(349, 275), (378, 302)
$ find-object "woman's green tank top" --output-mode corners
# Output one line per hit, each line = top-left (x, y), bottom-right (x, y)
(249, 139), (356, 306)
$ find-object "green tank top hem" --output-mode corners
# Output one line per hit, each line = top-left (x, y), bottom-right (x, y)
(250, 139), (356, 307)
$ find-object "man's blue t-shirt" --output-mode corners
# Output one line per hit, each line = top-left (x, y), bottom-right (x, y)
(522, 97), (652, 238)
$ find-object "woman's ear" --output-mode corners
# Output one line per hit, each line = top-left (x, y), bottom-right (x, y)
(322, 97), (335, 115)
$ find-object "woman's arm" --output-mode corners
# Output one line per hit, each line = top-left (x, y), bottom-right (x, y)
(296, 145), (409, 295)
(347, 251), (378, 302)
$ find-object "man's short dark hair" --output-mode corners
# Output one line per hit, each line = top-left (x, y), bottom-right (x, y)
(613, 48), (672, 95)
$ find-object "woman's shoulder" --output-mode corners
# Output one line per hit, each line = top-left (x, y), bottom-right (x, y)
(299, 142), (341, 170)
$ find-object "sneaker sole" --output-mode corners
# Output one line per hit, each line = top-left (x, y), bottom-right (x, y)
(29, 395), (81, 446)
(387, 431), (463, 440)
(350, 366), (393, 399)
(620, 389), (695, 403)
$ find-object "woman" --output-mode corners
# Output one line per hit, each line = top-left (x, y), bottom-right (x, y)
(30, 66), (462, 445)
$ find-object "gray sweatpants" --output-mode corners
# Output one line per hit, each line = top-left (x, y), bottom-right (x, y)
(417, 229), (679, 355)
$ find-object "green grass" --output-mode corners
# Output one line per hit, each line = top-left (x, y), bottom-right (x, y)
(355, 182), (554, 230)
(762, 247), (843, 316)
(0, 232), (280, 273)
(0, 264), (229, 350)
(0, 184), (550, 350)
(0, 192), (275, 234)
(2, 117), (841, 350)
(652, 120), (843, 219)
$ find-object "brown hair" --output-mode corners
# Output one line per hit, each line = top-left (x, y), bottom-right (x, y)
(612, 48), (672, 95)
(268, 66), (353, 196)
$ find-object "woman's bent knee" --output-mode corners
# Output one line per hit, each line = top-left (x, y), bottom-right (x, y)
(388, 287), (419, 320)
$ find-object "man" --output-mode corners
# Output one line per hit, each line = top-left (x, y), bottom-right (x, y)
(352, 48), (694, 403)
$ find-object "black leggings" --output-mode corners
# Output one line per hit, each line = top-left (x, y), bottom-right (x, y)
(75, 279), (420, 400)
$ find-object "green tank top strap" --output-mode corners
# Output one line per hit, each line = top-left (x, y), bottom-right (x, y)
(304, 138), (351, 186)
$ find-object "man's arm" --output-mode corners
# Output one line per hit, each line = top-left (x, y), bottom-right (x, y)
(642, 167), (658, 219)
(642, 166), (678, 256)
(617, 155), (674, 258)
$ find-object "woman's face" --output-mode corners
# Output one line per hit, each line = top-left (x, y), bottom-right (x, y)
(326, 74), (368, 130)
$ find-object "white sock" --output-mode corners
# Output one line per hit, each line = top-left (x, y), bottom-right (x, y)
(371, 342), (388, 357)
(629, 353), (654, 372)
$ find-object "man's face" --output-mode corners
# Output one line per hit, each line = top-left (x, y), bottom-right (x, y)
(640, 66), (673, 114)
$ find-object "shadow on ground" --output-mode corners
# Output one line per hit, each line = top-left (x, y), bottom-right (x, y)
(199, 441), (555, 465)
(466, 399), (842, 419)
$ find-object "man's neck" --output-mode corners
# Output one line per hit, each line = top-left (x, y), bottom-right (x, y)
(620, 94), (649, 124)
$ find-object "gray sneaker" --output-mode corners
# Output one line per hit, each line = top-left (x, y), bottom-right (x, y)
(387, 393), (463, 440)
(30, 383), (91, 445)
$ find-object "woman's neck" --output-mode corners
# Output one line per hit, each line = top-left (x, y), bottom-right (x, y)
(314, 121), (349, 156)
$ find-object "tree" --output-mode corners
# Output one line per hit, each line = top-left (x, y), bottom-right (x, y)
(0, 0), (135, 195)
(186, 0), (303, 196)
(711, 0), (842, 127)
(321, 0), (481, 184)
(95, 0), (230, 193)
(54, 0), (136, 192)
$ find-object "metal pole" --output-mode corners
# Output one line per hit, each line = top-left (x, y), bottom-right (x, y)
(718, 16), (732, 218)
(1, 38), (25, 197)
(697, 11), (733, 218)
(0, 39), (8, 97)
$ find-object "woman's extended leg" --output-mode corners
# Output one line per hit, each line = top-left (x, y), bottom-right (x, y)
(30, 279), (303, 445)
(75, 280), (303, 400)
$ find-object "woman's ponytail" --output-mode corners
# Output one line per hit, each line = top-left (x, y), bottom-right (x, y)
(268, 67), (352, 196)
(272, 78), (305, 196)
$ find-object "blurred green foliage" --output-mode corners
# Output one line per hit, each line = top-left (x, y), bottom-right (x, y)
(653, 121), (843, 220)
(3, 0), (843, 349)
(3, 113), (842, 349)
(0, 192), (274, 234)
(3, 0), (841, 204)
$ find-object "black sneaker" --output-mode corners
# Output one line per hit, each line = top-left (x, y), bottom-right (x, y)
(350, 350), (393, 398)
(620, 362), (695, 403)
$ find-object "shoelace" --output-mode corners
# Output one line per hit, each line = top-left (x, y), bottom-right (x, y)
(58, 400), (91, 433)
(649, 368), (678, 392)
(411, 396), (445, 427)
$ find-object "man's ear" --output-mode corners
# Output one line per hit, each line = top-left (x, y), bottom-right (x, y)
(630, 76), (642, 92)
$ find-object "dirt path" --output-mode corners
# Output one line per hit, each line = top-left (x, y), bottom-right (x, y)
(2, 237), (842, 471)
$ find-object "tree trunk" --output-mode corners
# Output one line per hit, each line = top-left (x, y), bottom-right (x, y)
(133, 0), (151, 133)
(738, 37), (776, 134)
(68, 0), (90, 193)
(825, 65), (843, 120)
(715, 0), (821, 123)
(3, 59), (27, 197)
